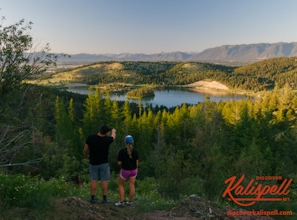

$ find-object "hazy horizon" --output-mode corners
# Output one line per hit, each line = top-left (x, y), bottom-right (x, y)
(1, 0), (297, 54)
(55, 41), (297, 55)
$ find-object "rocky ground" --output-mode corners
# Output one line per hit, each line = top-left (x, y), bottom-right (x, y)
(58, 196), (275, 220)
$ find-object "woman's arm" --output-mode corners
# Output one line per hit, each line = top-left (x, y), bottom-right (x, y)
(111, 128), (116, 140)
(136, 160), (139, 169)
(117, 161), (122, 165)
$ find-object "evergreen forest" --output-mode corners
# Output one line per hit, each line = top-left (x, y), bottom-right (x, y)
(1, 82), (297, 218)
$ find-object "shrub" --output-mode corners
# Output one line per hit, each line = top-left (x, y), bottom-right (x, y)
(156, 150), (199, 200)
(0, 172), (80, 207)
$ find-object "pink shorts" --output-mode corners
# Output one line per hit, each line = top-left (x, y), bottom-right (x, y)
(120, 169), (137, 180)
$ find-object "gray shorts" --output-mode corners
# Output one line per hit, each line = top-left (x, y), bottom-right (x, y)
(89, 163), (110, 181)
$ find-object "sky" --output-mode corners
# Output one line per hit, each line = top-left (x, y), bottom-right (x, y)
(1, 0), (297, 54)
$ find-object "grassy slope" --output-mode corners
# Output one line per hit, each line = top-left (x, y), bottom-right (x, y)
(26, 62), (126, 85)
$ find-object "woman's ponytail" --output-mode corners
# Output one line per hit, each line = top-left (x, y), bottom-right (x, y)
(127, 143), (132, 159)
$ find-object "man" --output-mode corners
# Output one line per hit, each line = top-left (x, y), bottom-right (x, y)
(84, 125), (116, 204)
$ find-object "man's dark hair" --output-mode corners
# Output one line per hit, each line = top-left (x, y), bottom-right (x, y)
(100, 125), (111, 135)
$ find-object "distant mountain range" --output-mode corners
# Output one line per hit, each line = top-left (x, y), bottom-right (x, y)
(58, 42), (297, 62)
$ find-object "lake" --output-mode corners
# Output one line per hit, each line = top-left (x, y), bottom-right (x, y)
(65, 87), (253, 108)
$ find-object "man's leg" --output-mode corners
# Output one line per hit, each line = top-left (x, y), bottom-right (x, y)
(89, 163), (99, 204)
(101, 180), (108, 198)
(91, 180), (98, 196)
(100, 163), (111, 203)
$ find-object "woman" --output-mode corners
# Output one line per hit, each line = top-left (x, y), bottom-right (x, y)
(115, 135), (139, 207)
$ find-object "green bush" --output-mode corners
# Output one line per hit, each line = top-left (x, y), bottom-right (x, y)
(21, 191), (55, 210)
(156, 150), (200, 200)
(41, 147), (90, 181)
(136, 177), (160, 200)
(0, 172), (38, 207)
(137, 154), (157, 180)
(0, 172), (80, 207)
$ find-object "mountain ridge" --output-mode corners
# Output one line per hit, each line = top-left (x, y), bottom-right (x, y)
(58, 42), (297, 62)
(188, 42), (297, 61)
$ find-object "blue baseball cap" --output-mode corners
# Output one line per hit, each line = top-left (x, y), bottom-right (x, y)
(125, 135), (133, 144)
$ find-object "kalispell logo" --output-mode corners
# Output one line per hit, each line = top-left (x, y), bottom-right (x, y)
(222, 174), (292, 206)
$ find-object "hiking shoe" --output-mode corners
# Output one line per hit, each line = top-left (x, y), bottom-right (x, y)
(126, 201), (133, 206)
(102, 199), (110, 204)
(90, 199), (96, 204)
(115, 201), (125, 207)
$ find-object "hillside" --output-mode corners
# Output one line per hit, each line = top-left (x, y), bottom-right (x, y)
(231, 57), (297, 90)
(57, 42), (297, 63)
(26, 61), (227, 86)
(28, 57), (297, 92)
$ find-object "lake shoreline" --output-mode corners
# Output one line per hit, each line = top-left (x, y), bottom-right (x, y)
(60, 81), (259, 99)
(125, 95), (155, 99)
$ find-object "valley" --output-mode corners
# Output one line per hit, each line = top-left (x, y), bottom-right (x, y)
(26, 57), (297, 104)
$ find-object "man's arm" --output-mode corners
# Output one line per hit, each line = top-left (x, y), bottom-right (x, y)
(111, 128), (116, 140)
(84, 144), (89, 160)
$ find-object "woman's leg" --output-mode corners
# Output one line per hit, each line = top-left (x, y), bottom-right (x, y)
(128, 177), (136, 202)
(118, 176), (126, 202)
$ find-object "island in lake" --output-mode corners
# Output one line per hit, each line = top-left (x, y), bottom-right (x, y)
(126, 88), (155, 98)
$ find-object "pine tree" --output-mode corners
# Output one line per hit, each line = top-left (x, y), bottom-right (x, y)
(68, 98), (75, 124)
(67, 98), (83, 159)
(147, 108), (155, 132)
(269, 93), (278, 111)
(122, 100), (132, 132)
(111, 100), (120, 128)
(130, 113), (139, 134)
(55, 98), (75, 156)
(154, 110), (162, 129)
(276, 105), (285, 123)
(83, 87), (103, 136)
(103, 90), (112, 125)
(138, 123), (152, 160)
(281, 82), (292, 106)
(180, 103), (190, 121)
(55, 96), (61, 124)
(72, 128), (84, 160)
(94, 88), (104, 126)
(261, 95), (270, 113)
